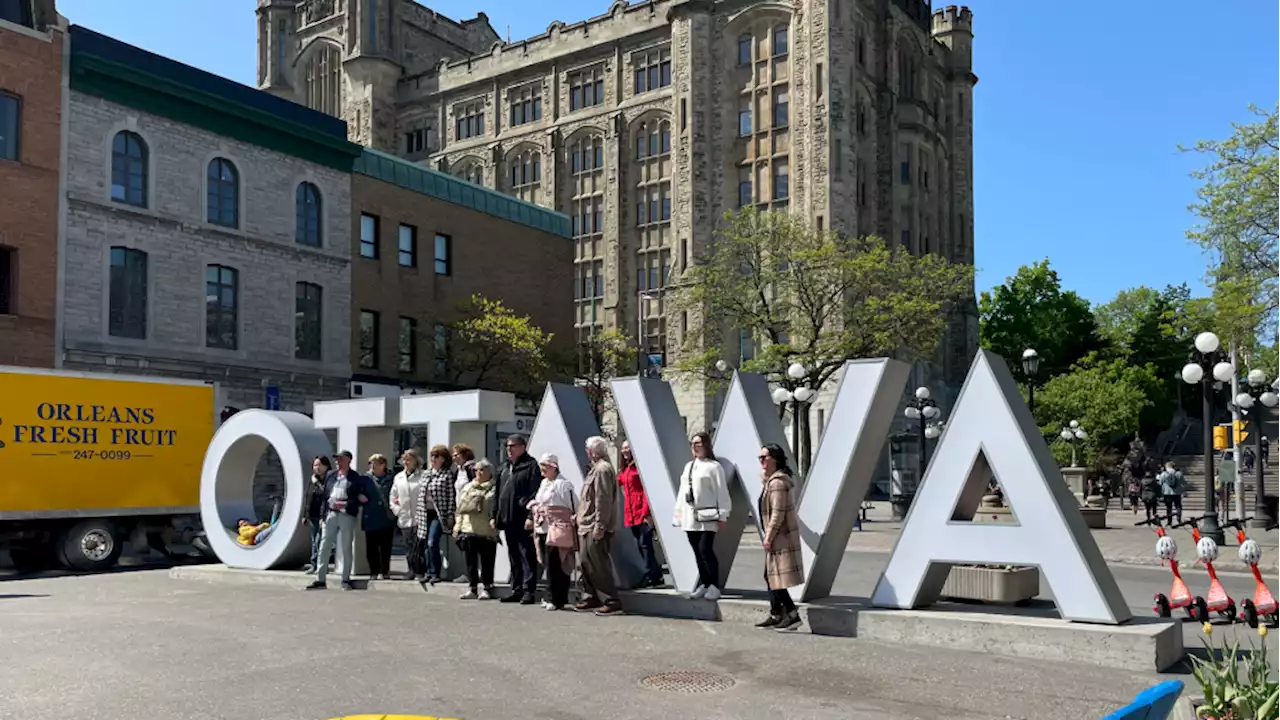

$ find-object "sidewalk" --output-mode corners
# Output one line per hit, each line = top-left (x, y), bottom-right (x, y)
(744, 503), (1278, 574)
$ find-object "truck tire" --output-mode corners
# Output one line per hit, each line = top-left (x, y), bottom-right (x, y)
(60, 520), (123, 572)
(8, 545), (53, 574)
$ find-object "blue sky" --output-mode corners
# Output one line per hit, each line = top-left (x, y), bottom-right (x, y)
(57, 0), (1278, 306)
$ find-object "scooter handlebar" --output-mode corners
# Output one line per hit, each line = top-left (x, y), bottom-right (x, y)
(1169, 516), (1207, 529)
(1134, 517), (1163, 527)
(1221, 517), (1254, 530)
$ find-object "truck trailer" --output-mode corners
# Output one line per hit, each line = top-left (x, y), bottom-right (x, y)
(0, 366), (217, 572)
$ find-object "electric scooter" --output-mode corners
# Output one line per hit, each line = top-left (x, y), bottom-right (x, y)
(1171, 515), (1235, 624)
(1136, 516), (1200, 621)
(1223, 517), (1279, 628)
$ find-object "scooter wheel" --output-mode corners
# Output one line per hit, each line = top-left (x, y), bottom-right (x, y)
(1241, 599), (1258, 628)
(1153, 593), (1171, 618)
(1222, 601), (1236, 621)
(1194, 596), (1210, 624)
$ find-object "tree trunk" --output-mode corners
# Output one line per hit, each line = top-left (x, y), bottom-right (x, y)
(799, 403), (812, 480)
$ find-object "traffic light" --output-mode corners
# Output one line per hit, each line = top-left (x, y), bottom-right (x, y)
(1213, 425), (1228, 451)
(1234, 419), (1249, 445)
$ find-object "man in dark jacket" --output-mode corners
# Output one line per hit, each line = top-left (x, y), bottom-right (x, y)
(306, 450), (368, 591)
(492, 434), (541, 604)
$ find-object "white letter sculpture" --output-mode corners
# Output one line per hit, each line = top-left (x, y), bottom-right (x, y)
(871, 350), (1132, 625)
(199, 410), (332, 570)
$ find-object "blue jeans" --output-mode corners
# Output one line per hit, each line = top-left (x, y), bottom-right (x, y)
(308, 519), (322, 567)
(424, 513), (444, 580)
(632, 523), (663, 584)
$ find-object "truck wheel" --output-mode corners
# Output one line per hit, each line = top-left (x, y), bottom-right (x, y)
(60, 520), (123, 572)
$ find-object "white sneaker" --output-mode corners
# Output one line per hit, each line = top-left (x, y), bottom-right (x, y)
(478, 588), (492, 600)
(459, 589), (478, 600)
(703, 585), (722, 601)
(544, 602), (558, 611)
(688, 585), (707, 600)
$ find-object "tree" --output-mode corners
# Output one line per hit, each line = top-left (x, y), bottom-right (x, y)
(978, 259), (1104, 384)
(574, 328), (637, 433)
(673, 207), (973, 474)
(444, 294), (553, 394)
(1183, 105), (1278, 348)
(1033, 354), (1156, 471)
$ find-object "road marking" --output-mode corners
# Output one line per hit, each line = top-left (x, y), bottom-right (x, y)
(696, 620), (718, 635)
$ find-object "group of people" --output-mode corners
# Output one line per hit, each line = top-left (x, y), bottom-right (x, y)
(294, 431), (808, 631)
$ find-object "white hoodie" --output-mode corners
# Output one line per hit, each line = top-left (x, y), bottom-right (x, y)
(672, 457), (732, 532)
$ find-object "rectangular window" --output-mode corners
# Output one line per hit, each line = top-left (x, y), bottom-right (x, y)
(398, 224), (416, 267)
(900, 157), (910, 184)
(737, 36), (752, 66)
(773, 160), (789, 201)
(856, 33), (865, 66)
(0, 246), (11, 314)
(738, 99), (752, 137)
(569, 67), (605, 111)
(434, 323), (450, 377)
(204, 264), (238, 350)
(405, 128), (429, 154)
(900, 229), (910, 248)
(772, 26), (789, 56)
(0, 0), (34, 27)
(360, 213), (379, 258)
(359, 310), (379, 369)
(508, 84), (542, 127)
(434, 233), (451, 275)
(398, 316), (417, 373)
(633, 48), (672, 95)
(108, 247), (147, 339)
(773, 89), (789, 128)
(739, 328), (755, 363)
(816, 63), (824, 100)
(0, 92), (18, 161)
(294, 282), (323, 361)
(454, 102), (484, 140)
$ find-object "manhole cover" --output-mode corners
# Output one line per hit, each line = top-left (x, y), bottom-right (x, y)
(640, 671), (736, 694)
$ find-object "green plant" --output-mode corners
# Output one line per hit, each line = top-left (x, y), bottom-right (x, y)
(1190, 624), (1277, 719)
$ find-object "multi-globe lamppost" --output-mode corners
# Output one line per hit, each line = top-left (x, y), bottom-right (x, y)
(1233, 368), (1279, 529)
(1060, 420), (1088, 467)
(904, 386), (942, 480)
(772, 362), (814, 474)
(1179, 331), (1235, 545)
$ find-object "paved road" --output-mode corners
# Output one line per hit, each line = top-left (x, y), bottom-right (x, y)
(0, 570), (1183, 720)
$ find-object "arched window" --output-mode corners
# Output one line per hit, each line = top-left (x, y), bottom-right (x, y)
(897, 48), (916, 99)
(454, 159), (483, 186)
(207, 158), (239, 228)
(304, 43), (342, 117)
(111, 131), (148, 207)
(634, 119), (671, 160)
(295, 182), (323, 246)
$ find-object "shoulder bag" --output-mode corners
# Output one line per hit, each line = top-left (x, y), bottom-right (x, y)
(690, 463), (721, 524)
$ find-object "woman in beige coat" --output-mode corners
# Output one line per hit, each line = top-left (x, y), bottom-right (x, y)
(756, 443), (804, 632)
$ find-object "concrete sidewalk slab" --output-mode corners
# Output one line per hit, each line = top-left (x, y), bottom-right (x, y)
(171, 565), (1184, 672)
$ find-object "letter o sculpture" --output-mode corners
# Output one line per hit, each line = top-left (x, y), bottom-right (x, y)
(199, 410), (333, 570)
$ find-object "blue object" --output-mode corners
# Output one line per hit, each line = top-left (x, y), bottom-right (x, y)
(265, 385), (280, 411)
(1101, 680), (1184, 720)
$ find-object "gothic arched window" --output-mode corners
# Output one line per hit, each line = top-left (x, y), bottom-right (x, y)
(304, 43), (342, 117)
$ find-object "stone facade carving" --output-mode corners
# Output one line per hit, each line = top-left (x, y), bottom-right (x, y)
(257, 0), (978, 436)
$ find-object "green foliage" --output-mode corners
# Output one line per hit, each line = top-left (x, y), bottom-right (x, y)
(1183, 105), (1279, 349)
(1189, 626), (1277, 720)
(978, 259), (1105, 384)
(673, 207), (974, 394)
(573, 328), (637, 431)
(1033, 354), (1155, 468)
(447, 294), (553, 394)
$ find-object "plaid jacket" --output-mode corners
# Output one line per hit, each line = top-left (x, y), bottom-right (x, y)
(415, 466), (458, 538)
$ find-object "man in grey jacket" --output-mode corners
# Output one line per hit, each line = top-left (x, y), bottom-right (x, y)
(1157, 461), (1185, 525)
(575, 435), (623, 616)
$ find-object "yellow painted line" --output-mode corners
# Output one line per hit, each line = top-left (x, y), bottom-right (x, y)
(330, 716), (462, 720)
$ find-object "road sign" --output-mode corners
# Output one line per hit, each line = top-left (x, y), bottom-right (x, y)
(264, 385), (280, 411)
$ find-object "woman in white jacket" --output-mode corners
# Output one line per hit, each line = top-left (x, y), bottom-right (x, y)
(389, 448), (425, 580)
(673, 431), (732, 601)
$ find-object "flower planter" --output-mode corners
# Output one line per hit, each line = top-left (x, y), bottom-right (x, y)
(941, 565), (1039, 604)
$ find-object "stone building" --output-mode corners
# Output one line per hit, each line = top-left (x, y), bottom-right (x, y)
(0, 0), (63, 368)
(347, 147), (573, 392)
(62, 25), (363, 419)
(257, 0), (978, 437)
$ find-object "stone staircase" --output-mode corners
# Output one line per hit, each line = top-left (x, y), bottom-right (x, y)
(1165, 453), (1277, 521)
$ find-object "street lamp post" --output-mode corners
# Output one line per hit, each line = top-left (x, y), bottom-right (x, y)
(905, 386), (941, 475)
(1180, 331), (1234, 545)
(1058, 420), (1088, 468)
(1022, 348), (1041, 413)
(1234, 369), (1279, 529)
(772, 362), (814, 475)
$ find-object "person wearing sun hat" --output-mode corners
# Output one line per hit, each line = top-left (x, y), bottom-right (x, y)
(528, 452), (579, 610)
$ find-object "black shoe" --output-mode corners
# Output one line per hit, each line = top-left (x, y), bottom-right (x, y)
(594, 603), (624, 616)
(520, 593), (537, 605)
(341, 581), (355, 591)
(304, 581), (326, 591)
(427, 576), (440, 585)
(775, 611), (802, 632)
(500, 592), (523, 603)
(755, 615), (782, 628)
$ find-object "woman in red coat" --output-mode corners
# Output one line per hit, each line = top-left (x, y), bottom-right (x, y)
(618, 441), (665, 587)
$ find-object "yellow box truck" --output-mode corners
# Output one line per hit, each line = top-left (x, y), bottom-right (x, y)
(0, 366), (217, 572)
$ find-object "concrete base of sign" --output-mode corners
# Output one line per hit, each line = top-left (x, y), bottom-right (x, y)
(1078, 506), (1108, 529)
(171, 565), (1183, 671)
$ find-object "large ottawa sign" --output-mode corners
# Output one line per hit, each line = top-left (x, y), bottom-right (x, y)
(200, 350), (1132, 625)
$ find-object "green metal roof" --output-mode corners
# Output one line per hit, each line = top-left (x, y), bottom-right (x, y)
(354, 148), (572, 239)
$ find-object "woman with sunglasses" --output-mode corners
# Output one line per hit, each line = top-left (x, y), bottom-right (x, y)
(755, 443), (804, 631)
(673, 431), (732, 601)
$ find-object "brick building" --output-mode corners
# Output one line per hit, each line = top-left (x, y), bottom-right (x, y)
(348, 148), (573, 391)
(0, 0), (62, 368)
(62, 26), (363, 417)
(257, 0), (980, 439)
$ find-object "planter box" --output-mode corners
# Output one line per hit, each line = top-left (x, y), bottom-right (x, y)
(1078, 506), (1107, 529)
(941, 565), (1039, 604)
